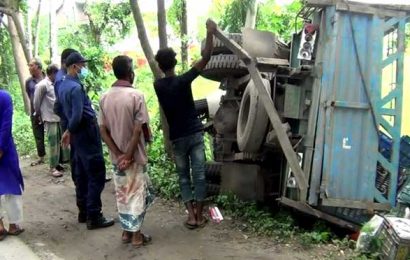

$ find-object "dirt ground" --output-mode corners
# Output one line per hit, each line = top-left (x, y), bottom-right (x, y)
(11, 158), (355, 260)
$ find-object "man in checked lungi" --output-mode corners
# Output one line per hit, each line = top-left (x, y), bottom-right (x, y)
(99, 55), (155, 248)
(34, 64), (69, 177)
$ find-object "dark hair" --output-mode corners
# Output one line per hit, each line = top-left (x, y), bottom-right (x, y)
(155, 48), (177, 72)
(46, 64), (59, 76)
(61, 48), (78, 64)
(112, 55), (133, 80)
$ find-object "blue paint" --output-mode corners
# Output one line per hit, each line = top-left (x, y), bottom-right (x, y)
(307, 7), (407, 211)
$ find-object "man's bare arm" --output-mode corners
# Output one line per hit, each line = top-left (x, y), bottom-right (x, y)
(99, 125), (123, 158)
(193, 19), (217, 71)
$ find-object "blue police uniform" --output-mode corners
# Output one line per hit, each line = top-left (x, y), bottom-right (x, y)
(58, 74), (106, 220)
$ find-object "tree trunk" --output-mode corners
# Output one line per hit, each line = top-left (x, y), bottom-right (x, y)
(157, 0), (167, 49)
(129, 0), (163, 80)
(245, 0), (258, 29)
(156, 0), (173, 158)
(0, 5), (30, 63)
(129, 0), (176, 158)
(33, 0), (42, 57)
(49, 0), (58, 64)
(180, 0), (188, 71)
(26, 5), (33, 58)
(7, 15), (31, 115)
(11, 12), (30, 62)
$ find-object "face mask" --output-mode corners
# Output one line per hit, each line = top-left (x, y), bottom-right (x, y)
(76, 65), (89, 81)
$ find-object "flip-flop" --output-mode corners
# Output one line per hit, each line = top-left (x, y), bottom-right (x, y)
(0, 229), (7, 241)
(7, 228), (24, 236)
(50, 169), (63, 178)
(184, 221), (197, 230)
(30, 159), (45, 166)
(131, 233), (152, 247)
(197, 218), (208, 228)
(142, 233), (152, 245)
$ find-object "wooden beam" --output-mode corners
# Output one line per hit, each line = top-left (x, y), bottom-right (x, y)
(211, 20), (309, 200)
(335, 3), (407, 18)
(306, 0), (410, 11)
(247, 62), (308, 200)
(321, 198), (391, 211)
(280, 197), (361, 231)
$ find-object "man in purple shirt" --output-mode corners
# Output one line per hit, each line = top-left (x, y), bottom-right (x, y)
(26, 58), (45, 166)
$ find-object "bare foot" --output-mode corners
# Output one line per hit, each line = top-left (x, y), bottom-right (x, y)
(122, 231), (132, 243)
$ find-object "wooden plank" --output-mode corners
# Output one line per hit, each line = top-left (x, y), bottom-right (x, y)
(335, 3), (407, 17)
(247, 62), (309, 200)
(306, 0), (410, 13)
(255, 57), (289, 66)
(256, 57), (289, 72)
(280, 197), (361, 231)
(321, 198), (391, 211)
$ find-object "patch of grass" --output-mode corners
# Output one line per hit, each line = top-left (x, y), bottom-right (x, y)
(215, 193), (355, 248)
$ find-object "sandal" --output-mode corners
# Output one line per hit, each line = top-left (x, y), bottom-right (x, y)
(30, 159), (45, 166)
(0, 229), (7, 241)
(142, 233), (152, 245)
(197, 218), (208, 228)
(7, 227), (24, 236)
(50, 169), (63, 178)
(132, 233), (152, 248)
(184, 221), (197, 230)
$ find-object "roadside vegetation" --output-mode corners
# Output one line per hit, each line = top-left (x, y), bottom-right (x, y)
(4, 0), (397, 256)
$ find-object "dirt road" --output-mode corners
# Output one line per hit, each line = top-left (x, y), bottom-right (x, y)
(3, 158), (353, 260)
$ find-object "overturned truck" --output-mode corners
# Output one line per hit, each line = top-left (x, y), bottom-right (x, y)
(197, 1), (410, 230)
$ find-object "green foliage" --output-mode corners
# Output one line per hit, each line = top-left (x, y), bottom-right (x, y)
(218, 0), (302, 42)
(215, 193), (353, 247)
(167, 0), (185, 36)
(219, 0), (256, 33)
(83, 2), (133, 46)
(256, 0), (303, 42)
(147, 118), (180, 200)
(8, 83), (36, 155)
(0, 28), (16, 87)
(215, 193), (296, 238)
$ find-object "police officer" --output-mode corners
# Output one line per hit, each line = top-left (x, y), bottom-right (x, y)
(59, 52), (114, 230)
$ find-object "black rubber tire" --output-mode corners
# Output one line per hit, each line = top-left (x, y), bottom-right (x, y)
(206, 184), (221, 197)
(201, 33), (243, 55)
(194, 98), (208, 118)
(205, 162), (222, 184)
(201, 54), (248, 82)
(237, 78), (271, 153)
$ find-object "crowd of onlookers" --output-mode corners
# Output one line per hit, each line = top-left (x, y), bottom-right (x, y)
(0, 19), (217, 248)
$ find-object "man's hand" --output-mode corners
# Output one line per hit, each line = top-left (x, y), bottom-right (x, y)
(61, 130), (71, 148)
(117, 154), (133, 171)
(0, 150), (3, 160)
(206, 19), (217, 34)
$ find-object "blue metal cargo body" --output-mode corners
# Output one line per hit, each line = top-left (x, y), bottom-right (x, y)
(201, 0), (410, 229)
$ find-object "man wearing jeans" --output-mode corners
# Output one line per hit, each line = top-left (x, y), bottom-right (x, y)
(154, 19), (216, 229)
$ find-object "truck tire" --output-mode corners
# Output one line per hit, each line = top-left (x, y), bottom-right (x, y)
(237, 78), (271, 153)
(201, 33), (242, 55)
(201, 54), (248, 82)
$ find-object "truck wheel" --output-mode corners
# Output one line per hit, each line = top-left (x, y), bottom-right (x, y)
(201, 54), (248, 82)
(201, 33), (242, 55)
(237, 78), (271, 153)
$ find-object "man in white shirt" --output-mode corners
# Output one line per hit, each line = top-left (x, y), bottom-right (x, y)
(34, 64), (69, 177)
